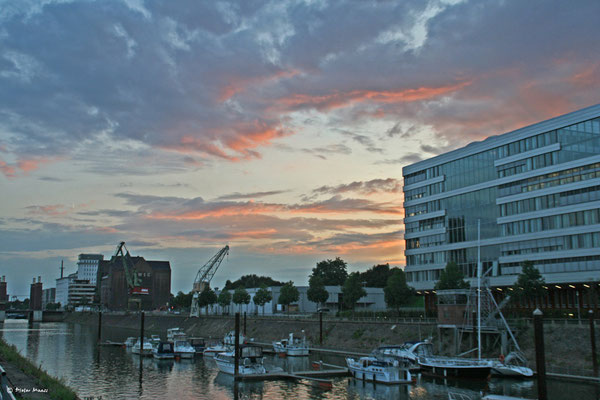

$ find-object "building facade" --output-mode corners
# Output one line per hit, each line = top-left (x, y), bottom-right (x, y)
(403, 104), (600, 310)
(76, 254), (104, 285)
(42, 288), (56, 309)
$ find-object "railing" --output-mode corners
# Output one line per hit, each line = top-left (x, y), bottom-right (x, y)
(545, 364), (599, 380)
(0, 365), (17, 400)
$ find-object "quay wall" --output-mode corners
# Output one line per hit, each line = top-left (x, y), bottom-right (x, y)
(64, 312), (600, 373)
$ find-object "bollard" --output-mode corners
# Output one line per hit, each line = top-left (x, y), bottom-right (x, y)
(234, 312), (240, 381)
(319, 312), (323, 345)
(97, 311), (102, 343)
(590, 310), (598, 377)
(533, 308), (547, 400)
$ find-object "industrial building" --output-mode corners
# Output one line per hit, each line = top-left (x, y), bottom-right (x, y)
(99, 255), (171, 311)
(402, 103), (600, 311)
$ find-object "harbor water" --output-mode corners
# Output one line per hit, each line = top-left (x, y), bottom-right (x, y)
(0, 319), (598, 399)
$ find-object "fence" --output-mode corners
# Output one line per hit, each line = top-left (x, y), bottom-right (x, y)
(0, 365), (17, 400)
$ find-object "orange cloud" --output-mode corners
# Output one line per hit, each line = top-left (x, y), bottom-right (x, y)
(0, 160), (16, 178)
(275, 81), (471, 112)
(0, 157), (58, 178)
(26, 204), (68, 216)
(569, 63), (600, 88)
(218, 69), (301, 102)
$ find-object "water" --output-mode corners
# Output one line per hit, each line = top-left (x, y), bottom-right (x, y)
(0, 319), (598, 399)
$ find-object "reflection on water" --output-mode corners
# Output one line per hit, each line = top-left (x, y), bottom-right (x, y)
(0, 319), (598, 399)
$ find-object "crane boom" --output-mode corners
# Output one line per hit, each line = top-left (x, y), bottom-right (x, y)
(190, 245), (229, 317)
(114, 241), (149, 299)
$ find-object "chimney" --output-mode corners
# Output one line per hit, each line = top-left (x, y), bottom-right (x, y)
(38, 276), (41, 283)
(33, 278), (36, 284)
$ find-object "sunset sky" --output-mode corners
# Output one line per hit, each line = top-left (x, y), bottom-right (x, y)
(1, 0), (600, 297)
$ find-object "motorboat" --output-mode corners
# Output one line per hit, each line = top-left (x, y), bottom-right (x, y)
(214, 344), (266, 376)
(189, 337), (206, 355)
(490, 352), (533, 378)
(150, 334), (161, 348)
(272, 332), (309, 356)
(153, 341), (175, 360)
(203, 343), (231, 357)
(132, 338), (153, 356)
(167, 327), (187, 342)
(173, 339), (196, 359)
(346, 356), (412, 384)
(223, 330), (246, 346)
(371, 340), (433, 370)
(124, 337), (137, 348)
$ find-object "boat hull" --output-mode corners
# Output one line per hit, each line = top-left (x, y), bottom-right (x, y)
(176, 352), (195, 359)
(153, 353), (174, 360)
(419, 363), (491, 379)
(214, 358), (266, 376)
(491, 364), (534, 378)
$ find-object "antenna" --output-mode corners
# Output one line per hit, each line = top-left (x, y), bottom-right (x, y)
(60, 260), (64, 278)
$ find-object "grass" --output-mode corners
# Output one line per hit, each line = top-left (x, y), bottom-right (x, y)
(0, 338), (79, 400)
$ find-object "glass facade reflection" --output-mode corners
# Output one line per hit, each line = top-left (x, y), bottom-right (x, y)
(403, 104), (600, 290)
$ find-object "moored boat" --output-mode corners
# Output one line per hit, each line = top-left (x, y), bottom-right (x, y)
(153, 341), (175, 359)
(173, 339), (196, 359)
(204, 343), (230, 357)
(272, 332), (309, 356)
(346, 356), (412, 384)
(214, 344), (266, 376)
(167, 327), (186, 342)
(189, 337), (206, 355)
(223, 330), (246, 346)
(418, 356), (492, 379)
(124, 337), (137, 348)
(132, 338), (154, 356)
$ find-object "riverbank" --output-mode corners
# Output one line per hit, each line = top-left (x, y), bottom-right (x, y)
(66, 312), (600, 375)
(0, 338), (79, 400)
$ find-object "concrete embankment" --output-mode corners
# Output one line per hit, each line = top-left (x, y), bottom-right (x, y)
(65, 312), (600, 374)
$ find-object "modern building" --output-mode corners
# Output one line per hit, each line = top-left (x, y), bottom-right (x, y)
(403, 104), (600, 311)
(207, 286), (387, 315)
(68, 280), (96, 305)
(56, 273), (75, 308)
(76, 254), (104, 285)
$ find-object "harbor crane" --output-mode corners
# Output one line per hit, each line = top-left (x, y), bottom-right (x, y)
(190, 245), (229, 317)
(114, 241), (149, 310)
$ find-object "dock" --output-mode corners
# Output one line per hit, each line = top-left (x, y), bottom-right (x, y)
(238, 362), (349, 383)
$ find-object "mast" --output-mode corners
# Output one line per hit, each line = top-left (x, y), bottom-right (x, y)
(477, 219), (481, 360)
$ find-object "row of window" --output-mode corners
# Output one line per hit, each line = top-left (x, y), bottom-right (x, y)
(406, 233), (445, 250)
(497, 151), (558, 178)
(501, 255), (600, 276)
(500, 184), (600, 217)
(405, 200), (442, 218)
(501, 231), (600, 256)
(404, 165), (442, 186)
(499, 162), (600, 197)
(405, 217), (445, 234)
(405, 181), (445, 202)
(501, 208), (600, 236)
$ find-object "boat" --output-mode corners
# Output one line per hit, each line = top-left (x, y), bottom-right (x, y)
(346, 356), (412, 384)
(418, 355), (492, 379)
(150, 334), (161, 348)
(173, 339), (196, 359)
(371, 340), (433, 371)
(214, 344), (266, 376)
(490, 352), (533, 378)
(153, 341), (175, 360)
(132, 338), (154, 356)
(189, 337), (206, 355)
(167, 327), (187, 342)
(203, 343), (231, 357)
(124, 337), (137, 348)
(272, 332), (309, 356)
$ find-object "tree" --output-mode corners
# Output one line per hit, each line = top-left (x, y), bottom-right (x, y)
(359, 264), (400, 288)
(342, 272), (366, 310)
(434, 261), (470, 290)
(171, 291), (194, 310)
(307, 275), (329, 309)
(384, 269), (414, 313)
(198, 287), (218, 315)
(224, 274), (284, 290)
(253, 285), (273, 315)
(232, 287), (251, 312)
(218, 290), (232, 315)
(311, 257), (348, 286)
(512, 260), (545, 306)
(278, 281), (299, 314)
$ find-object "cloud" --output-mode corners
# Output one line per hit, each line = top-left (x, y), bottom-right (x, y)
(376, 153), (423, 165)
(310, 178), (401, 197)
(215, 190), (289, 201)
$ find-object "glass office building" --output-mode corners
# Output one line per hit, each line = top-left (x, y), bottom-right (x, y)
(403, 103), (600, 296)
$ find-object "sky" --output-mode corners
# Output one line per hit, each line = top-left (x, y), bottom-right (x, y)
(1, 0), (600, 298)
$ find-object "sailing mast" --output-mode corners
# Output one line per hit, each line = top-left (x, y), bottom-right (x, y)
(477, 219), (481, 360)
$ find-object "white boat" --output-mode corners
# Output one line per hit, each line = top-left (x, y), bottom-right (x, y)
(132, 338), (153, 356)
(214, 345), (266, 376)
(153, 341), (175, 360)
(346, 356), (412, 384)
(223, 330), (246, 346)
(203, 343), (230, 357)
(167, 327), (187, 342)
(272, 332), (309, 356)
(418, 355), (493, 379)
(124, 337), (137, 348)
(189, 337), (206, 355)
(173, 339), (196, 359)
(150, 334), (161, 349)
(371, 340), (433, 370)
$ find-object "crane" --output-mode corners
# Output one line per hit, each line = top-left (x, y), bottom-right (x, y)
(190, 245), (229, 317)
(114, 241), (149, 309)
